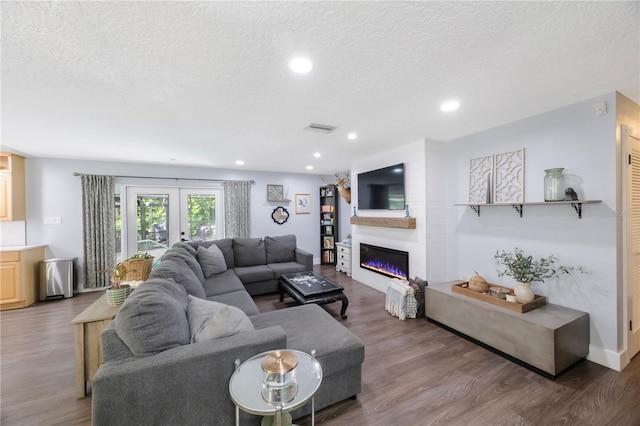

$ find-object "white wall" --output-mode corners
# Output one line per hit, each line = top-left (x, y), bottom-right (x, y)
(352, 140), (428, 292)
(25, 157), (333, 290)
(446, 93), (619, 365)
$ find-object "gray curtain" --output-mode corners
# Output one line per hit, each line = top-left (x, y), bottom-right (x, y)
(223, 180), (251, 238)
(81, 175), (116, 289)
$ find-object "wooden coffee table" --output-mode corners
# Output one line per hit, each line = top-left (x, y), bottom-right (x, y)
(279, 272), (348, 319)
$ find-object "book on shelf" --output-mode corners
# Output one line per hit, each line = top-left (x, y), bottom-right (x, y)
(323, 236), (335, 249)
(322, 250), (335, 263)
(321, 205), (334, 213)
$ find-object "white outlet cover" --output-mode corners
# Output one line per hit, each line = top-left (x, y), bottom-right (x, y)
(44, 217), (62, 225)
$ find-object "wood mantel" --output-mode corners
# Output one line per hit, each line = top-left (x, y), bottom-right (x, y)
(350, 216), (416, 229)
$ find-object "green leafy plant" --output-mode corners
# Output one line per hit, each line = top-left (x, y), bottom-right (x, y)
(494, 248), (583, 284)
(128, 252), (153, 260)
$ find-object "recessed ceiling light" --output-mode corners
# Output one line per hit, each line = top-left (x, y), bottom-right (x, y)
(314, 152), (321, 158)
(289, 57), (313, 74)
(306, 165), (314, 170)
(347, 132), (357, 140)
(235, 160), (245, 166)
(440, 100), (460, 112)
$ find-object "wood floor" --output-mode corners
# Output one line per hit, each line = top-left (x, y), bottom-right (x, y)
(2, 265), (639, 425)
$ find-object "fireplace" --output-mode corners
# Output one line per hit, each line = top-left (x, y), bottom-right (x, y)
(359, 243), (409, 280)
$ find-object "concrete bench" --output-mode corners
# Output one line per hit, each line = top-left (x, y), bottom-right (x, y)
(425, 281), (589, 378)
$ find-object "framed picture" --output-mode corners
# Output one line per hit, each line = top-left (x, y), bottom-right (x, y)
(267, 184), (284, 201)
(295, 193), (311, 214)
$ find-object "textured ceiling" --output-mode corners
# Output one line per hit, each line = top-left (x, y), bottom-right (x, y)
(1, 1), (639, 175)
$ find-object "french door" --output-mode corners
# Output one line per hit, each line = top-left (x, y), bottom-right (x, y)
(124, 186), (223, 260)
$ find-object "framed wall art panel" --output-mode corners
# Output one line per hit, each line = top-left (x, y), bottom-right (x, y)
(493, 149), (525, 203)
(469, 155), (494, 204)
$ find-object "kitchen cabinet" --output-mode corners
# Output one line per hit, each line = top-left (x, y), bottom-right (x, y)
(0, 152), (26, 222)
(0, 247), (45, 310)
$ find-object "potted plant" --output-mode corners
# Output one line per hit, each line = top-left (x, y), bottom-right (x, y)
(494, 248), (580, 303)
(101, 263), (133, 307)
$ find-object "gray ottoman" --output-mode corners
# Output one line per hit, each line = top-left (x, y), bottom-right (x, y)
(250, 304), (364, 419)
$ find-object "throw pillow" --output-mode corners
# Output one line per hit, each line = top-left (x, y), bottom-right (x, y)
(197, 244), (228, 277)
(186, 295), (255, 343)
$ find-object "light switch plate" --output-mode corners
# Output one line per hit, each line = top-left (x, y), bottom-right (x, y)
(44, 216), (62, 225)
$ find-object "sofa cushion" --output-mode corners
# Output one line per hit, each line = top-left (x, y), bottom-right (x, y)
(186, 295), (254, 343)
(197, 244), (228, 277)
(233, 237), (266, 267)
(162, 247), (205, 284)
(115, 278), (190, 357)
(233, 265), (274, 284)
(202, 269), (245, 297)
(148, 258), (206, 299)
(171, 242), (197, 257)
(268, 262), (307, 279)
(208, 290), (261, 316)
(251, 304), (365, 376)
(264, 235), (296, 263)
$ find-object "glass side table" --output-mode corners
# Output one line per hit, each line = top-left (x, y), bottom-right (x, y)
(229, 349), (322, 426)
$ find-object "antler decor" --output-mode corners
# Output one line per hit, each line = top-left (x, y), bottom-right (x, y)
(335, 172), (351, 204)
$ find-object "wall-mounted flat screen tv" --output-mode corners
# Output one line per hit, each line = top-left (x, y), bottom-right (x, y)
(357, 163), (405, 210)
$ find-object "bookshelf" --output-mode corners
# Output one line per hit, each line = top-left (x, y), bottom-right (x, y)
(320, 185), (339, 265)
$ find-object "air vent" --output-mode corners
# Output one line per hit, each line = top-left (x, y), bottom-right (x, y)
(304, 123), (337, 133)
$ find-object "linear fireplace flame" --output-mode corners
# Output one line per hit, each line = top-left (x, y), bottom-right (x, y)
(360, 243), (409, 280)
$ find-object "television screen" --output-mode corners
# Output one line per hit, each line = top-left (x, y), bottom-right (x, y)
(357, 163), (405, 210)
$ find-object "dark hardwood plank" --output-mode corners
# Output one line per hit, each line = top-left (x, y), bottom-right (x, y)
(1, 266), (640, 425)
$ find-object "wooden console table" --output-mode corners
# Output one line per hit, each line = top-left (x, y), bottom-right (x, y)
(71, 293), (120, 398)
(426, 281), (589, 378)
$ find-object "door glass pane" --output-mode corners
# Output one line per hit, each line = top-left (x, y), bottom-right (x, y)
(136, 194), (170, 260)
(115, 192), (123, 263)
(186, 195), (216, 242)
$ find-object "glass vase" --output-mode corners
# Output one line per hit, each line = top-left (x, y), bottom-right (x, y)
(544, 168), (565, 201)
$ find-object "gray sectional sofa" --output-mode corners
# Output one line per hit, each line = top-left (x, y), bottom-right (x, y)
(92, 235), (365, 426)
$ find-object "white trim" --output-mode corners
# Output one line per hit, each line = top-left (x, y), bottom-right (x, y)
(586, 345), (629, 371)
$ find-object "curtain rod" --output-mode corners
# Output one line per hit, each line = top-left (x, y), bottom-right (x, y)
(72, 172), (254, 184)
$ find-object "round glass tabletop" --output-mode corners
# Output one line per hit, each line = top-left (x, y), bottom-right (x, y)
(229, 349), (323, 416)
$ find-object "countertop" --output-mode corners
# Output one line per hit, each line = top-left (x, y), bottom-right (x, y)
(0, 244), (47, 252)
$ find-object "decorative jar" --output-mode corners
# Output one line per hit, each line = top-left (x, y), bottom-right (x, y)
(544, 168), (565, 201)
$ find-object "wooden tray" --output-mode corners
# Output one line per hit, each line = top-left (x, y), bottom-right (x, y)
(451, 282), (546, 313)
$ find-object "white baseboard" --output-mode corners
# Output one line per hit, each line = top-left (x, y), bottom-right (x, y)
(586, 345), (629, 371)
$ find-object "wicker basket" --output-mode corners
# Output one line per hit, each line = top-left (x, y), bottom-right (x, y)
(122, 258), (153, 281)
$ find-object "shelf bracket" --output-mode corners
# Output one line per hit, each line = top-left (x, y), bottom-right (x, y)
(512, 204), (523, 217)
(570, 202), (583, 219)
(469, 205), (480, 216)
